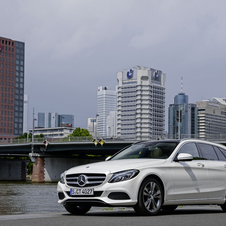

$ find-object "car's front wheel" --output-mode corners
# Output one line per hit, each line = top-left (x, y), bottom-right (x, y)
(64, 204), (91, 215)
(134, 177), (163, 216)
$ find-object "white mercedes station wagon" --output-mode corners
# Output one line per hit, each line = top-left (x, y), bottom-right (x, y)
(57, 139), (226, 216)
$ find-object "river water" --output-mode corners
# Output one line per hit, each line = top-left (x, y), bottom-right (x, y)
(0, 182), (65, 215)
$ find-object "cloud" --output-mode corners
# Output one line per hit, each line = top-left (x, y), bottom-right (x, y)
(2, 0), (226, 129)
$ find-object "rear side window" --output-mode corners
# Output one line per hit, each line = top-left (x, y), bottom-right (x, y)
(177, 143), (200, 160)
(197, 143), (218, 160)
(219, 147), (226, 156)
(213, 146), (226, 161)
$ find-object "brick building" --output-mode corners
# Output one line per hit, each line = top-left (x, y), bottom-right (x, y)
(0, 36), (25, 142)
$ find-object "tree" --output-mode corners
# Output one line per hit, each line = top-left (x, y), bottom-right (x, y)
(69, 127), (92, 137)
(34, 133), (44, 138)
(14, 132), (44, 139)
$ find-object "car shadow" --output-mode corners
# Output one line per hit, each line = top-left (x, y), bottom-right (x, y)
(61, 206), (223, 217)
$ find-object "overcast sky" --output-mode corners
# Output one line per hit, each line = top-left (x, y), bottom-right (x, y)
(2, 0), (226, 130)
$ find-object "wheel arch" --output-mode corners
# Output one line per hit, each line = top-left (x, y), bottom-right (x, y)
(138, 174), (165, 203)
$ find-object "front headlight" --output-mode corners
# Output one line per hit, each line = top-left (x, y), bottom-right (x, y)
(109, 169), (139, 183)
(60, 172), (65, 184)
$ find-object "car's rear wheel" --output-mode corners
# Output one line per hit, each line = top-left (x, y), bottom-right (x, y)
(64, 204), (91, 215)
(161, 205), (178, 212)
(134, 177), (163, 216)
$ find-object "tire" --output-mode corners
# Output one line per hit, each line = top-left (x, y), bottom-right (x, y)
(134, 177), (163, 216)
(64, 204), (91, 215)
(161, 205), (178, 212)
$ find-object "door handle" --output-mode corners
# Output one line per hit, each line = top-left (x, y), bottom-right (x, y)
(197, 163), (204, 167)
(224, 164), (226, 168)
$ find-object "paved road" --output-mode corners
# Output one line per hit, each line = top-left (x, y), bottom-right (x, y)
(0, 206), (226, 226)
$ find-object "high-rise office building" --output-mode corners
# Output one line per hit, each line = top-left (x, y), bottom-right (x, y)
(38, 112), (74, 128)
(196, 98), (226, 139)
(58, 114), (74, 127)
(97, 86), (116, 137)
(117, 65), (166, 140)
(168, 93), (198, 139)
(38, 112), (58, 128)
(106, 111), (117, 137)
(0, 36), (25, 142)
(87, 118), (97, 137)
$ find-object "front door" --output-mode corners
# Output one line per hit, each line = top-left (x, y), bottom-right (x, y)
(172, 142), (208, 201)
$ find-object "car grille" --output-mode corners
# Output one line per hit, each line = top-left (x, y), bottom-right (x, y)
(66, 191), (103, 197)
(66, 173), (106, 187)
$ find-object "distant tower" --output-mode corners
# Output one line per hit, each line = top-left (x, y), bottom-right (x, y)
(97, 86), (116, 137)
(106, 111), (117, 137)
(38, 112), (58, 128)
(87, 118), (97, 137)
(168, 91), (198, 139)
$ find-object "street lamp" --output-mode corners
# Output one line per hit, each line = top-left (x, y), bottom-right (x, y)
(108, 126), (110, 137)
(95, 114), (99, 138)
(31, 107), (37, 153)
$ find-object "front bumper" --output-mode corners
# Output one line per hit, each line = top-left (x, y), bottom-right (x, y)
(57, 178), (139, 207)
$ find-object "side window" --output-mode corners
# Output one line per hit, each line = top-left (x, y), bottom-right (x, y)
(219, 148), (226, 157)
(213, 146), (226, 161)
(177, 143), (200, 160)
(197, 143), (218, 161)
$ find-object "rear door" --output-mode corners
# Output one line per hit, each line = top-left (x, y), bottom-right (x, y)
(197, 143), (226, 200)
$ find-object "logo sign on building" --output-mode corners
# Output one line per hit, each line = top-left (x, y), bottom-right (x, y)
(152, 70), (161, 82)
(127, 69), (133, 79)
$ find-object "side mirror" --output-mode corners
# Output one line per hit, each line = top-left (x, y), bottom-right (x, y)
(176, 153), (193, 162)
(105, 156), (111, 161)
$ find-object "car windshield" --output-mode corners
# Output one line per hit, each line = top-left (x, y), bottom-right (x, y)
(111, 142), (179, 160)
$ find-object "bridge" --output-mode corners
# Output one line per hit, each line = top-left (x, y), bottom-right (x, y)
(1, 136), (226, 183)
(0, 137), (135, 183)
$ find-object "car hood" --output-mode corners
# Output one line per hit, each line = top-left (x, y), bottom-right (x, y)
(66, 159), (166, 175)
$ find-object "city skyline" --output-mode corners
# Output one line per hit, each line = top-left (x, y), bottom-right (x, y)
(2, 1), (226, 130)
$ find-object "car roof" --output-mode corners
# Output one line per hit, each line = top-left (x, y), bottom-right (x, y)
(132, 139), (181, 146)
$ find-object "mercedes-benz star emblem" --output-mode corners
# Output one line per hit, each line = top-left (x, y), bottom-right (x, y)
(77, 174), (87, 187)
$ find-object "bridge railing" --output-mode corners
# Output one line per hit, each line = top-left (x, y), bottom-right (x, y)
(10, 136), (94, 144)
(180, 134), (226, 141)
(3, 134), (226, 145)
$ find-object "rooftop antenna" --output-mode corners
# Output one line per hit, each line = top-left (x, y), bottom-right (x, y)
(181, 77), (183, 93)
(178, 77), (183, 139)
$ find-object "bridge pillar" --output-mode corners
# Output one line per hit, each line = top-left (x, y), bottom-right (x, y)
(31, 155), (101, 182)
(0, 159), (27, 181)
(32, 157), (45, 182)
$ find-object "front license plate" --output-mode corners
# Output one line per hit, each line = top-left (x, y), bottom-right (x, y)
(70, 188), (94, 196)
